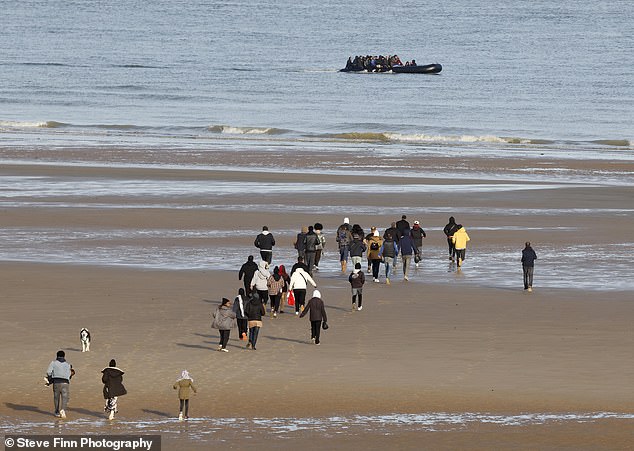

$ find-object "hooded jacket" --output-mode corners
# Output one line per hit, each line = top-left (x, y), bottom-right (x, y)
(444, 217), (459, 238)
(410, 224), (426, 247)
(522, 246), (537, 267)
(250, 261), (271, 291)
(245, 295), (266, 321)
(299, 290), (328, 322)
(452, 226), (470, 249)
(349, 238), (367, 257)
(102, 366), (127, 399)
(288, 267), (317, 291)
(212, 304), (237, 330)
(348, 268), (366, 288)
(173, 375), (197, 400)
(398, 233), (417, 256)
(367, 235), (384, 260)
(254, 231), (275, 251)
(233, 294), (247, 320)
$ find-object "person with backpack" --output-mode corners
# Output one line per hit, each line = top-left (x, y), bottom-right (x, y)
(349, 233), (367, 271)
(364, 226), (377, 273)
(336, 218), (353, 273)
(379, 232), (398, 284)
(294, 226), (308, 261)
(303, 225), (319, 274)
(367, 230), (384, 283)
(313, 223), (326, 271)
(348, 262), (366, 311)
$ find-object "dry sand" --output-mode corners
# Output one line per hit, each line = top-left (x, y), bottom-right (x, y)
(1, 148), (634, 449)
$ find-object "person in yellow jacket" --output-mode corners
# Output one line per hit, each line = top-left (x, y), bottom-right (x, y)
(451, 225), (470, 268)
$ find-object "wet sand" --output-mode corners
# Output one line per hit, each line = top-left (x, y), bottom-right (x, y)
(1, 147), (634, 448)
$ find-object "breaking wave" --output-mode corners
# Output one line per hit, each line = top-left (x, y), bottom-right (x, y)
(207, 125), (288, 135)
(326, 132), (554, 145)
(0, 120), (68, 128)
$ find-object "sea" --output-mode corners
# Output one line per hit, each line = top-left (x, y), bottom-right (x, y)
(1, 0), (632, 146)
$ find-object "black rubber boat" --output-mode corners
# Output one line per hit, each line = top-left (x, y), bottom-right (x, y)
(392, 63), (442, 74)
(340, 63), (442, 74)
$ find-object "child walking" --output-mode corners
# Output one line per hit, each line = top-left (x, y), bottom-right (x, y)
(173, 370), (197, 421)
(348, 262), (366, 311)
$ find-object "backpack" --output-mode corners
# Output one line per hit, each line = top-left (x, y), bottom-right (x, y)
(338, 229), (349, 246)
(370, 241), (380, 251)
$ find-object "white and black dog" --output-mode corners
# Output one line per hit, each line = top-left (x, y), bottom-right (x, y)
(80, 328), (91, 352)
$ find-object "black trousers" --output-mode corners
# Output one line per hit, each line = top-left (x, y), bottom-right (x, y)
(179, 399), (189, 416)
(447, 237), (456, 258)
(257, 289), (269, 305)
(523, 265), (534, 289)
(293, 289), (306, 312)
(260, 251), (272, 264)
(237, 318), (248, 337)
(270, 294), (281, 313)
(310, 320), (322, 344)
(455, 248), (466, 265)
(219, 329), (230, 348)
(371, 259), (381, 279)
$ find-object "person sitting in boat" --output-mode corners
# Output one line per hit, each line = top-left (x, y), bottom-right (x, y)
(391, 55), (403, 66)
(410, 59), (417, 66)
(346, 57), (354, 70)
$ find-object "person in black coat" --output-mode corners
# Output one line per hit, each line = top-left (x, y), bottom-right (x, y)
(102, 359), (126, 420)
(521, 242), (538, 292)
(299, 290), (328, 345)
(245, 293), (266, 350)
(238, 255), (258, 296)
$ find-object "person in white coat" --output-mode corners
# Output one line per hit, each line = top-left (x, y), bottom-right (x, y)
(287, 267), (317, 315)
(250, 260), (271, 311)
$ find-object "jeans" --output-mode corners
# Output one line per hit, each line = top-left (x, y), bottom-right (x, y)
(248, 326), (260, 348)
(384, 256), (394, 279)
(455, 248), (466, 265)
(310, 320), (322, 344)
(523, 265), (534, 289)
(402, 255), (412, 277)
(53, 382), (69, 414)
(351, 255), (363, 268)
(315, 249), (323, 267)
(339, 245), (350, 262)
(351, 288), (363, 308)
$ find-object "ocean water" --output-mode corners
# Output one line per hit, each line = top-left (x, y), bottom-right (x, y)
(0, 0), (632, 147)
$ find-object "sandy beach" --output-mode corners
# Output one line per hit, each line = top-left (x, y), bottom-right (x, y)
(1, 147), (634, 449)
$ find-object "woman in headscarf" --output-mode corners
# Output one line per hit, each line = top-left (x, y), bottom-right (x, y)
(250, 260), (271, 312)
(267, 266), (285, 318)
(299, 289), (328, 345)
(173, 370), (197, 421)
(278, 264), (291, 313)
(102, 359), (127, 420)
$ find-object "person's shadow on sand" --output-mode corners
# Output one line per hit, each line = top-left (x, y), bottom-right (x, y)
(142, 409), (171, 418)
(175, 343), (217, 351)
(72, 407), (105, 419)
(266, 336), (309, 345)
(5, 402), (53, 417)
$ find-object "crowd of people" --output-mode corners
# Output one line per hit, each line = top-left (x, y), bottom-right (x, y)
(44, 214), (537, 421)
(344, 55), (418, 72)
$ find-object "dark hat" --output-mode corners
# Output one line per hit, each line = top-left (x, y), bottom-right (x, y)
(109, 359), (116, 367)
(56, 350), (65, 358)
(355, 263), (361, 269)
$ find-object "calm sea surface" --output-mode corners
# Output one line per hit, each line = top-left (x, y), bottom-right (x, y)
(0, 0), (632, 147)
